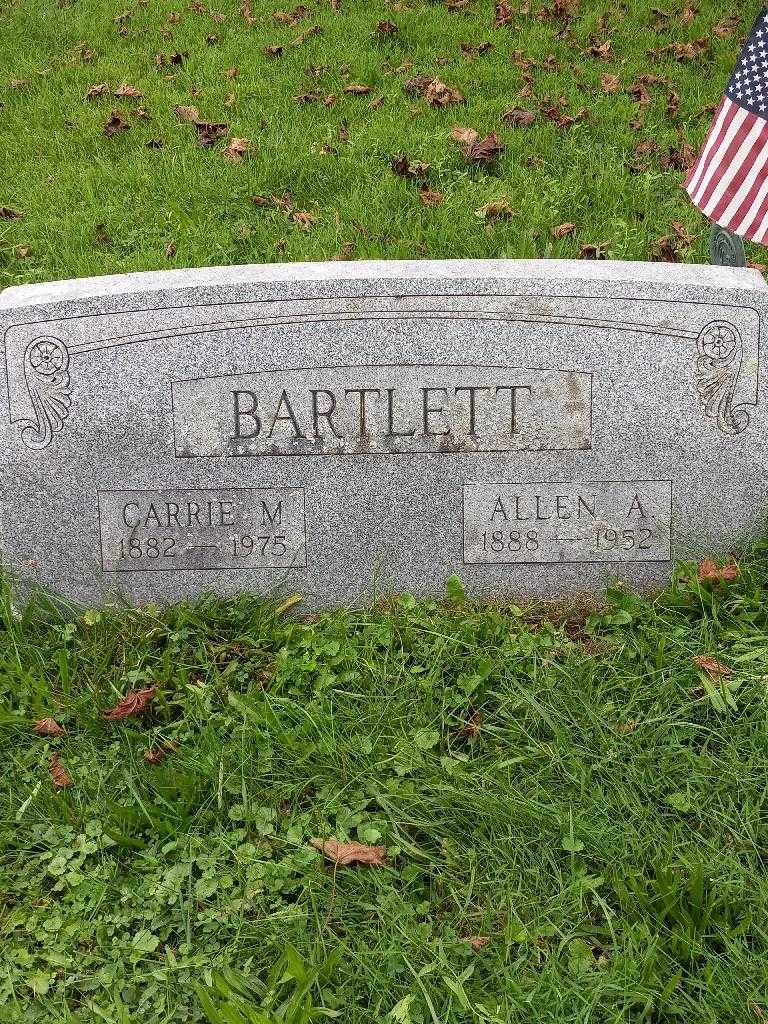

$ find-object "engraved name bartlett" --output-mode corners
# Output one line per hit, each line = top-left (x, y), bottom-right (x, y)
(172, 364), (594, 457)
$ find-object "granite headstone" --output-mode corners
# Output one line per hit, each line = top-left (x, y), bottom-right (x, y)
(1, 258), (766, 607)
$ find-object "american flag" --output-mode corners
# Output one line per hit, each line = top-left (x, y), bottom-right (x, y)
(685, 8), (768, 244)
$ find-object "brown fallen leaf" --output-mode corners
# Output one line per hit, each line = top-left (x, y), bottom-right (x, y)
(310, 838), (387, 866)
(174, 104), (201, 121)
(666, 90), (679, 119)
(476, 199), (514, 220)
(627, 83), (651, 106)
(651, 235), (679, 263)
(0, 207), (24, 220)
(466, 131), (504, 162)
(104, 109), (130, 136)
(420, 188), (443, 205)
(292, 24), (323, 46)
(578, 241), (608, 259)
(552, 221), (576, 239)
(165, 242), (177, 258)
(194, 121), (229, 147)
(114, 83), (143, 99)
(461, 41), (493, 61)
(391, 153), (431, 179)
(17, 246), (32, 258)
(588, 38), (612, 59)
(692, 654), (733, 680)
(616, 719), (639, 734)
(404, 74), (435, 95)
(332, 240), (355, 260)
(451, 124), (479, 148)
(494, 1), (513, 27)
(224, 92), (237, 108)
(223, 136), (250, 161)
(424, 77), (464, 106)
(713, 15), (740, 38)
(542, 102), (588, 129)
(600, 73), (620, 93)
(369, 95), (386, 109)
(295, 91), (321, 104)
(343, 83), (371, 95)
(33, 717), (66, 737)
(291, 210), (316, 230)
(146, 138), (164, 149)
(375, 19), (398, 34)
(264, 44), (283, 56)
(660, 139), (695, 172)
(103, 685), (158, 721)
(224, 66), (239, 79)
(502, 107), (536, 126)
(50, 753), (73, 789)
(670, 221), (694, 246)
(10, 78), (27, 89)
(85, 82), (111, 101)
(460, 710), (483, 736)
(697, 558), (739, 583)
(143, 740), (179, 764)
(467, 935), (490, 951)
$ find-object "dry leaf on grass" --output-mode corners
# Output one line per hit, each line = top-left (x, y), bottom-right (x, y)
(460, 710), (483, 736)
(50, 753), (73, 789)
(420, 188), (443, 205)
(424, 77), (464, 106)
(103, 686), (157, 721)
(692, 654), (733, 680)
(104, 109), (130, 135)
(114, 83), (143, 99)
(143, 741), (179, 764)
(310, 838), (387, 866)
(375, 19), (398, 34)
(0, 207), (24, 220)
(451, 124), (479, 148)
(467, 132), (504, 162)
(551, 222), (576, 239)
(343, 83), (371, 95)
(466, 935), (490, 951)
(290, 210), (316, 230)
(34, 717), (66, 737)
(332, 240), (355, 260)
(697, 558), (739, 583)
(194, 121), (229, 147)
(264, 44), (283, 56)
(391, 154), (430, 179)
(578, 242), (608, 259)
(476, 199), (514, 221)
(502, 107), (536, 126)
(165, 242), (177, 258)
(600, 73), (620, 93)
(223, 137), (250, 161)
(85, 82), (111, 100)
(174, 104), (200, 122)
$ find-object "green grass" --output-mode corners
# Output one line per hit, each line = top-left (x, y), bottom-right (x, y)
(2, 559), (768, 1022)
(0, 0), (766, 287)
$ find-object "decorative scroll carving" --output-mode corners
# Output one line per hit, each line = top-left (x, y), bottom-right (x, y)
(19, 336), (71, 450)
(696, 320), (750, 435)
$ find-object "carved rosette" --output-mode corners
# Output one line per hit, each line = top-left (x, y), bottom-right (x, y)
(695, 320), (750, 435)
(19, 336), (72, 450)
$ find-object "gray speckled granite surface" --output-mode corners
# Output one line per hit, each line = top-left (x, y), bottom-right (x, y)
(1, 258), (766, 608)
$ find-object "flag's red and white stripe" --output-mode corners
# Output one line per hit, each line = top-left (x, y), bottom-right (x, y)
(685, 96), (768, 245)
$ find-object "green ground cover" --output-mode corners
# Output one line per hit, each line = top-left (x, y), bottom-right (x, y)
(2, 561), (768, 1022)
(0, 0), (765, 286)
